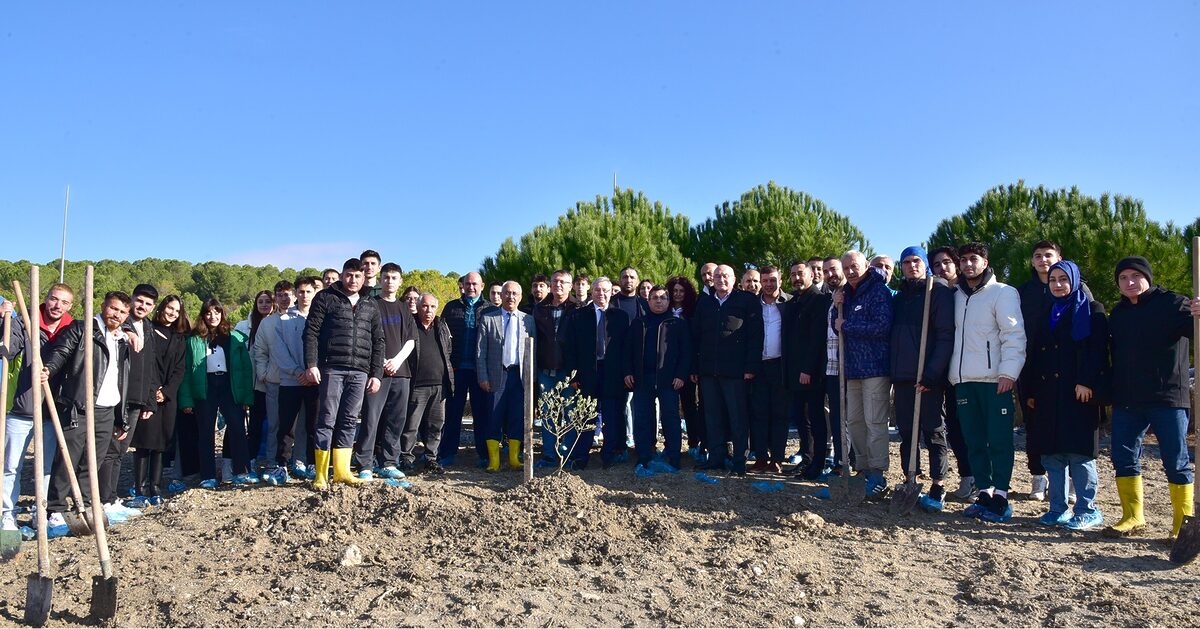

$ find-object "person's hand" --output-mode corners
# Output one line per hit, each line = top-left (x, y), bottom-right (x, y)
(182, 407), (193, 415)
(997, 377), (1015, 394)
(1186, 297), (1200, 317)
(831, 291), (844, 306)
(798, 373), (812, 386)
(127, 332), (143, 353)
(39, 367), (49, 384)
(1075, 384), (1093, 403)
(155, 387), (165, 403)
(672, 378), (684, 390)
(304, 367), (321, 385)
(690, 374), (699, 384)
(744, 372), (755, 381)
(367, 378), (381, 394)
(383, 357), (399, 376)
(115, 429), (128, 441)
(624, 375), (635, 389)
(834, 318), (844, 333)
(916, 383), (931, 393)
(139, 409), (154, 421)
(480, 381), (492, 393)
(0, 301), (12, 317)
(1026, 398), (1035, 410)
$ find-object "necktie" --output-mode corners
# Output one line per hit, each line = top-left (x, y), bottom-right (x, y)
(595, 309), (606, 360)
(504, 312), (520, 367)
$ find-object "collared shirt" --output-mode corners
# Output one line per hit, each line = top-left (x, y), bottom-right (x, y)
(761, 298), (782, 360)
(502, 309), (520, 367)
(207, 344), (228, 373)
(594, 305), (607, 360)
(95, 320), (121, 407)
(825, 303), (839, 376)
(714, 291), (730, 307)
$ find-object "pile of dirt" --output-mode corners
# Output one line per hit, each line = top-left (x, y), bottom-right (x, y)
(1, 439), (1199, 627)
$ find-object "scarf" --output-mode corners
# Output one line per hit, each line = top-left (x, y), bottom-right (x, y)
(1048, 260), (1091, 341)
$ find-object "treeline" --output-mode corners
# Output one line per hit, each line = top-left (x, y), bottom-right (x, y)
(0, 259), (462, 323)
(484, 180), (1200, 309)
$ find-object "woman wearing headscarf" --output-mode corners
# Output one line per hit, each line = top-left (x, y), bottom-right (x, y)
(1021, 260), (1110, 531)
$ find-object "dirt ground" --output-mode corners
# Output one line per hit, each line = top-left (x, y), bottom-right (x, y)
(1, 430), (1198, 628)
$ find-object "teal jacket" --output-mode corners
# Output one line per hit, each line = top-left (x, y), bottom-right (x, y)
(177, 331), (254, 409)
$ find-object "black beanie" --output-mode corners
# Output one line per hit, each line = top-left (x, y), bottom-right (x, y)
(1114, 256), (1153, 285)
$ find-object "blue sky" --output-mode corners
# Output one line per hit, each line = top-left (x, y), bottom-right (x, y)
(2, 2), (1197, 274)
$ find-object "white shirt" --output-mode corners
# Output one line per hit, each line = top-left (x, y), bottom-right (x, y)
(207, 344), (228, 373)
(131, 319), (145, 346)
(95, 319), (121, 407)
(714, 291), (730, 306)
(761, 298), (782, 360)
(502, 310), (520, 367)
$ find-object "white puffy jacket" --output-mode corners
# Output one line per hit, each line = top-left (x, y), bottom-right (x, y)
(949, 273), (1026, 385)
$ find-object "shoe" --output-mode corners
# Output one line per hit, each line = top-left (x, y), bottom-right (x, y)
(166, 479), (188, 494)
(101, 504), (129, 525)
(263, 466), (288, 486)
(1103, 475), (1145, 537)
(687, 447), (700, 460)
(746, 452), (757, 462)
(289, 460), (308, 479)
(199, 478), (219, 490)
(312, 449), (331, 490)
(919, 493), (945, 513)
(485, 440), (501, 473)
(1, 515), (16, 531)
(952, 476), (976, 500)
(232, 473), (259, 486)
(356, 469), (374, 481)
(1030, 474), (1048, 501)
(1169, 482), (1194, 540)
(423, 461), (446, 476)
(507, 439), (523, 470)
(19, 525), (35, 541)
(1064, 509), (1104, 531)
(331, 448), (364, 485)
(787, 453), (805, 466)
(865, 474), (889, 499)
(649, 460), (680, 474)
(1038, 510), (1071, 527)
(437, 456), (455, 468)
(963, 494), (990, 519)
(634, 464), (657, 478)
(47, 513), (70, 538)
(126, 495), (157, 509)
(375, 466), (407, 480)
(815, 487), (831, 500)
(980, 495), (1013, 523)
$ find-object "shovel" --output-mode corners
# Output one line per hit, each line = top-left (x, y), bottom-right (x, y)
(13, 280), (102, 536)
(1, 311), (22, 561)
(23, 267), (53, 627)
(890, 276), (933, 516)
(828, 301), (865, 506)
(82, 267), (119, 621)
(1170, 236), (1200, 565)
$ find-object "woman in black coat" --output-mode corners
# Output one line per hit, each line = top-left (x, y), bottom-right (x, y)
(129, 295), (189, 505)
(1022, 260), (1109, 531)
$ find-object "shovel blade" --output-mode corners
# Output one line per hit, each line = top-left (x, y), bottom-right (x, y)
(65, 511), (94, 537)
(889, 480), (924, 516)
(1169, 516), (1200, 565)
(0, 529), (21, 562)
(829, 473), (865, 507)
(90, 574), (118, 622)
(24, 574), (53, 627)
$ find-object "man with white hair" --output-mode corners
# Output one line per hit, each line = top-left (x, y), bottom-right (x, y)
(475, 281), (535, 472)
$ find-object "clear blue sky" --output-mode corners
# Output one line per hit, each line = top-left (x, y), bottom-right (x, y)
(2, 2), (1197, 274)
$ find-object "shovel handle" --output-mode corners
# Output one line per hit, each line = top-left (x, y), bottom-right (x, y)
(1192, 237), (1199, 503)
(0, 314), (10, 491)
(17, 271), (51, 576)
(83, 266), (114, 575)
(836, 301), (850, 483)
(907, 276), (934, 480)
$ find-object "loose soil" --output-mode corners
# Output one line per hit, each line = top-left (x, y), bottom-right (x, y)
(1, 433), (1197, 627)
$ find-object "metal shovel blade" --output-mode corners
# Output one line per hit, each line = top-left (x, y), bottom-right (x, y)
(889, 479), (924, 516)
(0, 529), (21, 562)
(24, 574), (53, 627)
(90, 574), (118, 622)
(828, 473), (865, 507)
(1169, 515), (1200, 565)
(65, 511), (95, 537)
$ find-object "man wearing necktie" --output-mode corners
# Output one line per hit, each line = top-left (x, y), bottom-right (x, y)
(475, 281), (535, 472)
(562, 277), (631, 468)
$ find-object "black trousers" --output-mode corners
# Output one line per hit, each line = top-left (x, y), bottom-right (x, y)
(248, 389), (267, 464)
(355, 377), (411, 469)
(278, 384), (319, 466)
(679, 379), (706, 452)
(99, 406), (141, 504)
(894, 381), (950, 481)
(403, 384), (446, 464)
(701, 375), (749, 472)
(944, 384), (971, 476)
(749, 359), (790, 464)
(793, 386), (828, 477)
(49, 405), (115, 513)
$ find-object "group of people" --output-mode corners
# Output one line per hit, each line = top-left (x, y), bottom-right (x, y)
(2, 241), (1198, 542)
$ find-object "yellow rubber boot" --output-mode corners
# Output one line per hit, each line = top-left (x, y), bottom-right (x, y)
(485, 440), (501, 473)
(331, 448), (364, 485)
(1169, 482), (1194, 540)
(508, 439), (523, 470)
(312, 449), (331, 490)
(1104, 475), (1145, 537)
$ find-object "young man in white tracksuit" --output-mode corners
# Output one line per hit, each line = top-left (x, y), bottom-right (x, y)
(948, 242), (1026, 523)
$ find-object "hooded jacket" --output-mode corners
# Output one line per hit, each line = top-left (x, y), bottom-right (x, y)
(948, 269), (1026, 385)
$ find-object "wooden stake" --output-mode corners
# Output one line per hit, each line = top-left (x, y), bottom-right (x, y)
(522, 336), (534, 483)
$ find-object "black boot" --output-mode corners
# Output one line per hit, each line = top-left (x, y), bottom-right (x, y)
(148, 451), (164, 498)
(133, 452), (149, 498)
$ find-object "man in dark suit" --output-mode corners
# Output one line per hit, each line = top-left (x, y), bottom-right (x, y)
(691, 264), (763, 475)
(562, 277), (630, 468)
(783, 262), (833, 480)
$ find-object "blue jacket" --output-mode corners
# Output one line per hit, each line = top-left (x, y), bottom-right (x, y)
(833, 270), (892, 379)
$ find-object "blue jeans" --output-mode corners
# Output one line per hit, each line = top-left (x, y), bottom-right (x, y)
(1042, 453), (1098, 515)
(1110, 406), (1193, 485)
(314, 368), (367, 451)
(632, 379), (682, 467)
(3, 413), (57, 522)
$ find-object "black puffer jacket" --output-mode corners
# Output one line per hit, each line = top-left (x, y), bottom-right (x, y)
(889, 277), (955, 386)
(303, 283), (385, 379)
(43, 319), (131, 429)
(1108, 286), (1193, 409)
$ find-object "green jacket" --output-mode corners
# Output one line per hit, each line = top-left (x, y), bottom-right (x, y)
(177, 331), (254, 409)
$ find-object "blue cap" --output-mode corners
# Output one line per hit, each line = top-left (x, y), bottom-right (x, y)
(899, 246), (930, 276)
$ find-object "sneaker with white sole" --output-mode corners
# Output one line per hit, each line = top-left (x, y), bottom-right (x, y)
(199, 478), (219, 490)
(375, 466), (406, 480)
(1064, 509), (1104, 531)
(1030, 474), (1048, 501)
(47, 512), (71, 538)
(952, 476), (977, 501)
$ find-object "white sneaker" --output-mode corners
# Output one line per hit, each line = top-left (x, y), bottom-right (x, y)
(1, 514), (17, 531)
(1030, 474), (1048, 501)
(952, 476), (976, 500)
